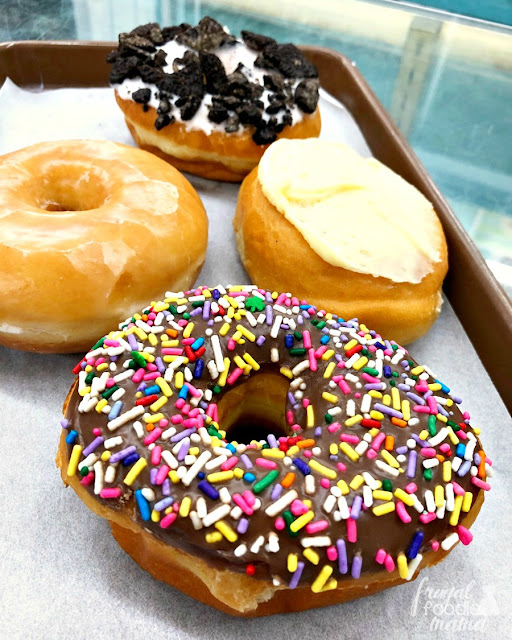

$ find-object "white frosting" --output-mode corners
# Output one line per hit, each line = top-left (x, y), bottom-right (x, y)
(258, 139), (444, 284)
(113, 37), (304, 136)
(116, 77), (220, 136)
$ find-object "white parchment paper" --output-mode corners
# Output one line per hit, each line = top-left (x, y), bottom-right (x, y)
(0, 79), (510, 640)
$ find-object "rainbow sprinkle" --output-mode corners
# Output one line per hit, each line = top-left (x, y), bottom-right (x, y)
(62, 285), (492, 592)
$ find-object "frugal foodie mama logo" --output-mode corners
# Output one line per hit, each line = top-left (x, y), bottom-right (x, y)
(410, 576), (499, 631)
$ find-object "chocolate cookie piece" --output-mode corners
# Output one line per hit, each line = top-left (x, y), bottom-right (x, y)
(253, 125), (277, 145)
(176, 17), (236, 51)
(173, 50), (200, 71)
(208, 105), (230, 124)
(130, 22), (164, 45)
(132, 88), (151, 105)
(200, 52), (228, 94)
(153, 49), (167, 67)
(237, 103), (263, 126)
(216, 94), (241, 111)
(256, 43), (318, 79)
(226, 70), (255, 100)
(294, 79), (320, 114)
(178, 95), (203, 121)
(109, 55), (141, 84)
(263, 73), (285, 93)
(154, 113), (175, 130)
(241, 30), (276, 51)
(224, 113), (240, 133)
(157, 99), (171, 115)
(118, 32), (157, 57)
(158, 56), (205, 121)
(266, 93), (286, 115)
(161, 24), (191, 43)
(138, 64), (164, 85)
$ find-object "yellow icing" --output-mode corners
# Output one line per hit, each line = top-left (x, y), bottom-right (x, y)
(258, 139), (443, 283)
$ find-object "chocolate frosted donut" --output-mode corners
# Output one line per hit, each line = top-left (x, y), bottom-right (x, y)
(57, 285), (490, 616)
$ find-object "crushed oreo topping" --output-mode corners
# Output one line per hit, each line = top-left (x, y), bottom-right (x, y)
(138, 64), (164, 84)
(263, 73), (285, 93)
(200, 52), (228, 94)
(130, 22), (164, 44)
(253, 125), (276, 146)
(255, 43), (318, 79)
(237, 103), (262, 126)
(241, 30), (276, 52)
(109, 55), (140, 84)
(294, 79), (320, 114)
(207, 105), (229, 124)
(155, 114), (175, 130)
(132, 88), (151, 104)
(224, 114), (240, 133)
(176, 16), (237, 51)
(108, 17), (320, 145)
(161, 24), (190, 42)
(157, 99), (171, 114)
(153, 49), (167, 67)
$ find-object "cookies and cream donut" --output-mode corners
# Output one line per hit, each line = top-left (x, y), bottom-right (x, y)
(57, 285), (489, 616)
(0, 140), (207, 353)
(107, 18), (321, 181)
(234, 139), (449, 344)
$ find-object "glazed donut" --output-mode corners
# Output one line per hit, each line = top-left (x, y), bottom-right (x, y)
(0, 140), (207, 353)
(108, 18), (321, 182)
(57, 285), (489, 616)
(234, 139), (448, 344)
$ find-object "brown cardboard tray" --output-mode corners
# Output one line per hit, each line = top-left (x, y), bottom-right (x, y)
(1, 40), (511, 413)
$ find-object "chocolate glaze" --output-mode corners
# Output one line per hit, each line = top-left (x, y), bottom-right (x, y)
(64, 286), (485, 588)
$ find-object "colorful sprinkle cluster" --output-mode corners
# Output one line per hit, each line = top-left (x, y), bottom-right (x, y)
(62, 285), (491, 593)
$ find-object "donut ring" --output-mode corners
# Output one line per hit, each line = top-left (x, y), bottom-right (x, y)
(0, 140), (207, 353)
(57, 285), (488, 616)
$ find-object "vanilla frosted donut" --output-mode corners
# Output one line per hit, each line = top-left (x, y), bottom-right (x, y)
(235, 139), (448, 344)
(57, 285), (489, 616)
(0, 140), (207, 353)
(108, 19), (321, 181)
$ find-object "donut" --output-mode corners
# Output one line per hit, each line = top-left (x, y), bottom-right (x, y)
(56, 285), (489, 616)
(0, 140), (208, 353)
(234, 139), (449, 344)
(107, 18), (321, 182)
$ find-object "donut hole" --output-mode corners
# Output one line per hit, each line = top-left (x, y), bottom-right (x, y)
(226, 417), (288, 446)
(35, 163), (110, 212)
(218, 372), (291, 445)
